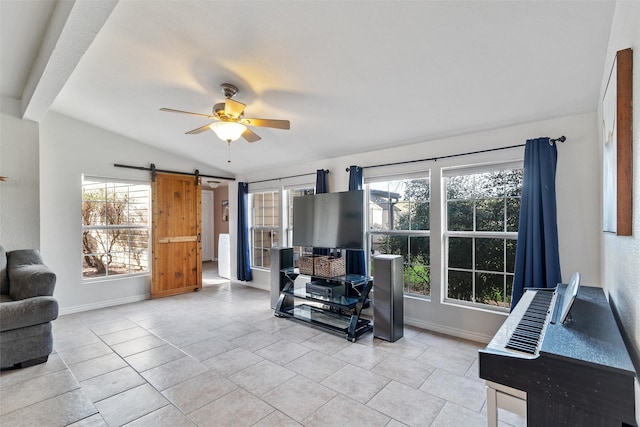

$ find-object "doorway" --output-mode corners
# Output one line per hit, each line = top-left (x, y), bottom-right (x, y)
(202, 183), (230, 285)
(201, 190), (214, 261)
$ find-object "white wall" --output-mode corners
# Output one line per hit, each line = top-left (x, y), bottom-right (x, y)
(599, 1), (640, 424)
(39, 111), (231, 314)
(0, 98), (40, 251)
(239, 112), (601, 342)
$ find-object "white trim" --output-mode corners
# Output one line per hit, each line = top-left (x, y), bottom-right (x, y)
(365, 169), (431, 183)
(242, 278), (269, 292)
(82, 174), (150, 185)
(81, 272), (150, 284)
(404, 315), (494, 344)
(441, 159), (523, 177)
(441, 298), (511, 315)
(283, 181), (315, 191)
(247, 183), (279, 193)
(58, 294), (149, 315)
(445, 230), (518, 239)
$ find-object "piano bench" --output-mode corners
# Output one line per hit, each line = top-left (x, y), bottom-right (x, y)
(485, 381), (526, 427)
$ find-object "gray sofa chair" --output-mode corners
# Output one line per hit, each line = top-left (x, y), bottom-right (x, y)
(0, 246), (59, 369)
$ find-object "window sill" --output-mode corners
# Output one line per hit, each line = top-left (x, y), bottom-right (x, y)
(82, 272), (150, 284)
(441, 298), (510, 315)
(403, 293), (431, 302)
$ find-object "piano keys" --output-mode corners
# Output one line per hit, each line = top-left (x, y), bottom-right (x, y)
(504, 289), (555, 355)
(479, 284), (636, 426)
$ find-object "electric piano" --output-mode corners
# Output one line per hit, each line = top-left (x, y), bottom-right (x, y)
(479, 284), (636, 426)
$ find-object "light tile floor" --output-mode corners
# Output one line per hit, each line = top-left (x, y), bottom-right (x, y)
(0, 278), (526, 426)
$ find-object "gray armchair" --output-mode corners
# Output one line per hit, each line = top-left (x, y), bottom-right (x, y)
(0, 246), (59, 369)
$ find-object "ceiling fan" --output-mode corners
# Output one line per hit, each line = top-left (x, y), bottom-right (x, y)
(160, 83), (290, 145)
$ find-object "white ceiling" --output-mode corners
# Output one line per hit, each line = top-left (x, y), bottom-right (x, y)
(1, 0), (616, 176)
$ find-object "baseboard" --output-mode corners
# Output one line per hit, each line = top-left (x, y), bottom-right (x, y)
(404, 315), (492, 344)
(241, 281), (269, 292)
(59, 294), (149, 316)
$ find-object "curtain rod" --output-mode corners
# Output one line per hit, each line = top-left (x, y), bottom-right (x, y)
(114, 163), (235, 182)
(345, 136), (566, 171)
(248, 169), (329, 185)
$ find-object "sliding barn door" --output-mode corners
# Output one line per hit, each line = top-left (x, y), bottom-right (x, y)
(151, 172), (202, 298)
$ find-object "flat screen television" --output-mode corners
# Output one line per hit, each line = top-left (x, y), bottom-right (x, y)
(293, 190), (364, 250)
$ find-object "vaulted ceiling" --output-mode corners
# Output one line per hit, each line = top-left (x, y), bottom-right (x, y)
(1, 1), (615, 175)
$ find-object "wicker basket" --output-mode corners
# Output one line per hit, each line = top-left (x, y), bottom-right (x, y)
(314, 256), (346, 278)
(299, 255), (324, 275)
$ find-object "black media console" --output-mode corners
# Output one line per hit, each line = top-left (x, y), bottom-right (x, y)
(274, 267), (373, 342)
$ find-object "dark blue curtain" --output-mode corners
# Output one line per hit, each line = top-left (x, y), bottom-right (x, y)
(237, 182), (253, 282)
(346, 165), (366, 276)
(313, 169), (330, 257)
(511, 138), (561, 309)
(316, 169), (328, 194)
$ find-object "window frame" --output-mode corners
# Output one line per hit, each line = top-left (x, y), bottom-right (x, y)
(442, 161), (523, 311)
(285, 184), (315, 268)
(81, 176), (151, 282)
(365, 172), (431, 298)
(249, 189), (280, 270)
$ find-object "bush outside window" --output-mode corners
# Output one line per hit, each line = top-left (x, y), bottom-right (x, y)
(367, 176), (431, 297)
(444, 163), (523, 310)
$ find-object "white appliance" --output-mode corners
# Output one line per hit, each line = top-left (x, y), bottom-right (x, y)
(218, 234), (231, 279)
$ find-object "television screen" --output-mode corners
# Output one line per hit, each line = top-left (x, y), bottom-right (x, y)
(293, 190), (364, 250)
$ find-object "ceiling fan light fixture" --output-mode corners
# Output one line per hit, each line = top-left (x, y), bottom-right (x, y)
(209, 122), (246, 142)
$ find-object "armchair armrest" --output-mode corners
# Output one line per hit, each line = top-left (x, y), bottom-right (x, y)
(0, 296), (58, 332)
(8, 264), (56, 300)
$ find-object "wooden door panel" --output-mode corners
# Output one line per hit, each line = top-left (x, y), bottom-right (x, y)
(155, 178), (199, 237)
(152, 173), (201, 298)
(154, 241), (199, 295)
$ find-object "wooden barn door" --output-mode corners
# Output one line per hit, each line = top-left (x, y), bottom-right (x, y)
(151, 172), (202, 298)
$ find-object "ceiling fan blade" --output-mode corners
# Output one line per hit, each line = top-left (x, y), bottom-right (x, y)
(240, 118), (290, 130)
(242, 128), (262, 143)
(185, 123), (213, 134)
(225, 99), (246, 118)
(160, 108), (215, 119)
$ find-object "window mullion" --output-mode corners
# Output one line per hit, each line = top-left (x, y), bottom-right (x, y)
(503, 239), (508, 306)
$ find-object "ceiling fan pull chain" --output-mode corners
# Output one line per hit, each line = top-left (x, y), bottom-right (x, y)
(227, 140), (232, 163)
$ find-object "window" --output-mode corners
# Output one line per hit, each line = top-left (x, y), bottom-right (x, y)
(81, 178), (150, 280)
(367, 175), (431, 296)
(251, 191), (279, 268)
(444, 163), (523, 310)
(287, 186), (315, 268)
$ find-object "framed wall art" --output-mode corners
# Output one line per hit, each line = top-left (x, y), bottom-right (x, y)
(221, 200), (229, 222)
(603, 48), (633, 236)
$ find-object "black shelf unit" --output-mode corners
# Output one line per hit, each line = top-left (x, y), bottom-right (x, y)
(274, 268), (373, 342)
